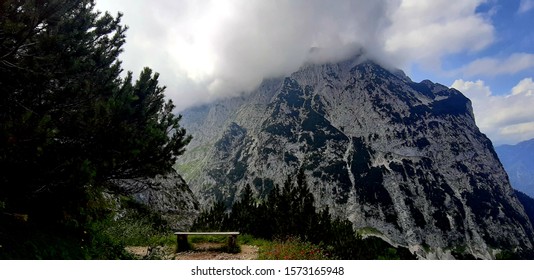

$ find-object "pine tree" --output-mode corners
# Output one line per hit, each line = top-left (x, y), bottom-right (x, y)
(229, 184), (256, 234)
(191, 201), (228, 231)
(0, 0), (191, 223)
(294, 167), (316, 238)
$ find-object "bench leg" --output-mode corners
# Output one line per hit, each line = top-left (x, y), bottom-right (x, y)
(177, 235), (190, 252)
(227, 234), (238, 253)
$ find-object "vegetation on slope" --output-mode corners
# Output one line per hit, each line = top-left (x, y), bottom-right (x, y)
(191, 169), (416, 260)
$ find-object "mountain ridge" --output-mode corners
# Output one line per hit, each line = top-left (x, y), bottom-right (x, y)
(176, 56), (534, 259)
(496, 139), (534, 198)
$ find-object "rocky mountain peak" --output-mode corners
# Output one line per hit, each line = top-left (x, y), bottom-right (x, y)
(176, 57), (534, 259)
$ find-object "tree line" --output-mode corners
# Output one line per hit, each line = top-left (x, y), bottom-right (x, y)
(192, 169), (416, 260)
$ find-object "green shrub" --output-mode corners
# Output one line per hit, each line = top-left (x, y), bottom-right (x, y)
(0, 216), (131, 259)
(91, 197), (174, 248)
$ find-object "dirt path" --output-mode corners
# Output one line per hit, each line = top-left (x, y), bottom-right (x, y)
(126, 243), (259, 260)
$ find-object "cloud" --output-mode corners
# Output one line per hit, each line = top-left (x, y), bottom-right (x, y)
(519, 0), (534, 13)
(193, 0), (395, 98)
(97, 0), (395, 111)
(95, 0), (496, 111)
(456, 53), (534, 77)
(451, 78), (534, 145)
(383, 0), (494, 68)
(512, 77), (534, 96)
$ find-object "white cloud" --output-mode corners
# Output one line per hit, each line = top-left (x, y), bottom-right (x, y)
(384, 0), (494, 68)
(512, 77), (534, 96)
(97, 0), (395, 110)
(451, 78), (534, 145)
(450, 79), (491, 97)
(95, 0), (497, 111)
(519, 0), (534, 13)
(457, 53), (534, 77)
(95, 1), (534, 145)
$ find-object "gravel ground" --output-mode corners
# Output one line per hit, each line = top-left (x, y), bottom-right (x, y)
(126, 243), (259, 260)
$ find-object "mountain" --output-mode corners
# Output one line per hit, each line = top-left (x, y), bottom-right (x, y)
(176, 54), (534, 259)
(515, 190), (534, 231)
(115, 170), (200, 231)
(496, 139), (534, 198)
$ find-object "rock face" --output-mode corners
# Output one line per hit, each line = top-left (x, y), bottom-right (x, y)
(496, 139), (534, 198)
(176, 55), (534, 259)
(117, 171), (200, 231)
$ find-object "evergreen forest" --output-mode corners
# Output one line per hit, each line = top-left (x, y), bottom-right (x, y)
(192, 169), (416, 260)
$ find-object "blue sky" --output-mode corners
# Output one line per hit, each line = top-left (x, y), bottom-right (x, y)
(96, 0), (534, 146)
(414, 0), (534, 92)
(445, 1), (534, 146)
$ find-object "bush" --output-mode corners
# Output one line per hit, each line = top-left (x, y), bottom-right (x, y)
(92, 196), (174, 248)
(0, 215), (131, 259)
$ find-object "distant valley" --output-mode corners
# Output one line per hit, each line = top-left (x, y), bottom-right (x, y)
(496, 139), (534, 198)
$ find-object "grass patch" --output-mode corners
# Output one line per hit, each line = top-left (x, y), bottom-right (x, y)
(95, 218), (175, 247)
(189, 235), (229, 244)
(175, 159), (203, 178)
(238, 234), (270, 247)
(259, 237), (332, 260)
(356, 227), (383, 236)
(174, 145), (212, 180)
(178, 234), (243, 254)
(95, 197), (175, 248)
(188, 234), (269, 248)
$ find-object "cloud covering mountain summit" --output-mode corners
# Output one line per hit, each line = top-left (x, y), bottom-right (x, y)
(96, 0), (494, 109)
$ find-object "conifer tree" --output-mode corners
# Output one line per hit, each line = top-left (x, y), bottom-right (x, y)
(0, 0), (190, 222)
(191, 201), (227, 231)
(294, 167), (316, 238)
(229, 184), (256, 234)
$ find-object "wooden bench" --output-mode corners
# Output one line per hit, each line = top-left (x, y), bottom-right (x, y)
(174, 232), (240, 252)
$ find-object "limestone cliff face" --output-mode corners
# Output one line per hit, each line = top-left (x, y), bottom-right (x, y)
(176, 55), (534, 259)
(116, 171), (200, 231)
